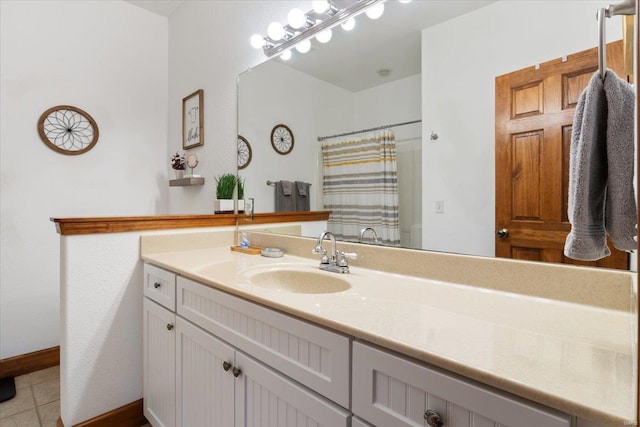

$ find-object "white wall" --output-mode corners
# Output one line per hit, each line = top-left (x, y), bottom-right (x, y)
(0, 0), (168, 359)
(167, 0), (309, 214)
(239, 60), (353, 213)
(421, 0), (622, 257)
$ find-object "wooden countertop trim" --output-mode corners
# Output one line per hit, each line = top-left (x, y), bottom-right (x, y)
(51, 211), (331, 236)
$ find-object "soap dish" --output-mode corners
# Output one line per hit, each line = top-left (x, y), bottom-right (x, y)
(261, 247), (285, 258)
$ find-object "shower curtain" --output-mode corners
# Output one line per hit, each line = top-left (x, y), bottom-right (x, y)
(321, 129), (401, 246)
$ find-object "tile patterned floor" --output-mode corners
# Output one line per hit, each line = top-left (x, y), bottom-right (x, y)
(0, 366), (60, 427)
(0, 367), (151, 427)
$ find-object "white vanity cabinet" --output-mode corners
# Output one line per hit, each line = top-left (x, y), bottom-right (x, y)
(352, 341), (572, 427)
(143, 264), (351, 427)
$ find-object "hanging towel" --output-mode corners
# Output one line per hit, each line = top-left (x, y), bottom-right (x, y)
(280, 180), (293, 196)
(603, 71), (637, 252)
(275, 181), (295, 212)
(295, 181), (311, 211)
(564, 72), (610, 261)
(296, 181), (307, 197)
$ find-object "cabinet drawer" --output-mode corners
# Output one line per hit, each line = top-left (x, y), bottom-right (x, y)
(144, 264), (176, 310)
(352, 341), (571, 427)
(177, 276), (351, 408)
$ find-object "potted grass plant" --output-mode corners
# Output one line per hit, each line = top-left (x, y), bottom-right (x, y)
(214, 173), (245, 213)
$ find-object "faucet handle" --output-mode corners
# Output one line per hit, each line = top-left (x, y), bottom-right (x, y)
(337, 251), (358, 267)
(341, 251), (358, 260)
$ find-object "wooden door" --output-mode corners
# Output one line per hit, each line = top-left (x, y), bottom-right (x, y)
(495, 41), (629, 270)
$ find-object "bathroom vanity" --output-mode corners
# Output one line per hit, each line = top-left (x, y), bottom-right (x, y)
(140, 231), (636, 427)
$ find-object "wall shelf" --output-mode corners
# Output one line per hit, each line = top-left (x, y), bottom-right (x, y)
(169, 177), (205, 187)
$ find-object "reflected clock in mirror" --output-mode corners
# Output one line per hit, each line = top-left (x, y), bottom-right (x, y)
(238, 135), (252, 169)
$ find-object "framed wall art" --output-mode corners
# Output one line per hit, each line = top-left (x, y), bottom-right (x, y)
(182, 89), (204, 149)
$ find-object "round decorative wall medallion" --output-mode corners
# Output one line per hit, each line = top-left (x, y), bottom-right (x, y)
(237, 135), (252, 169)
(37, 105), (99, 155)
(270, 124), (294, 155)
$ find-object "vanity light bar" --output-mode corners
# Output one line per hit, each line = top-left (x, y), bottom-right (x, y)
(261, 0), (386, 58)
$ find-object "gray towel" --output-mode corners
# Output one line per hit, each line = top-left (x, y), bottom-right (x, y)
(295, 181), (310, 211)
(603, 71), (637, 252)
(295, 181), (307, 197)
(564, 72), (610, 261)
(275, 181), (295, 212)
(564, 70), (637, 261)
(280, 180), (293, 196)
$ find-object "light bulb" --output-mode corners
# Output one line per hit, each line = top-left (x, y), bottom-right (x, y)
(341, 17), (355, 31)
(250, 34), (266, 49)
(280, 50), (292, 61)
(316, 29), (332, 43)
(312, 0), (330, 14)
(398, 0), (412, 3)
(365, 3), (384, 19)
(295, 39), (311, 53)
(267, 22), (285, 41)
(287, 8), (306, 29)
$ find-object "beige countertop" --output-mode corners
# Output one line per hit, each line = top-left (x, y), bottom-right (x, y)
(142, 243), (636, 427)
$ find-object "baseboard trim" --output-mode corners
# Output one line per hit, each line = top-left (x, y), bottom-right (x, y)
(56, 399), (147, 427)
(0, 346), (60, 378)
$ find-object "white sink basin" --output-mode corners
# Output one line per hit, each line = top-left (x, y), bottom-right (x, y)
(241, 264), (351, 294)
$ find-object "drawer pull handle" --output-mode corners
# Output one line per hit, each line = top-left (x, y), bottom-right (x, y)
(153, 282), (161, 289)
(222, 361), (232, 372)
(424, 410), (444, 427)
(232, 367), (242, 378)
(166, 323), (174, 331)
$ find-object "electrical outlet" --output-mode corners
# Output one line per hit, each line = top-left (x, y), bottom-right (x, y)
(435, 200), (444, 214)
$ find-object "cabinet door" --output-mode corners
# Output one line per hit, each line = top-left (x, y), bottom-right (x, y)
(352, 342), (571, 427)
(177, 277), (350, 407)
(234, 352), (350, 427)
(143, 298), (176, 427)
(175, 317), (235, 427)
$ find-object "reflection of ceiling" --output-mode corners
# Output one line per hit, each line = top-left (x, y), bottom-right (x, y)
(126, 0), (183, 17)
(280, 1), (495, 93)
(126, 0), (495, 91)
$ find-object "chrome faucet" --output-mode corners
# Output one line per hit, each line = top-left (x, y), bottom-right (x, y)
(313, 231), (357, 274)
(359, 227), (379, 244)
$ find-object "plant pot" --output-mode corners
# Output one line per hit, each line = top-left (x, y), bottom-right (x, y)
(174, 169), (184, 179)
(214, 199), (245, 214)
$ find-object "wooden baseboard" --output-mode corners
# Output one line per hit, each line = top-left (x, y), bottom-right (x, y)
(56, 399), (147, 427)
(0, 346), (59, 378)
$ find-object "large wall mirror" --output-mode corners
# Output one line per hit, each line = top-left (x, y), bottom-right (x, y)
(237, 0), (635, 270)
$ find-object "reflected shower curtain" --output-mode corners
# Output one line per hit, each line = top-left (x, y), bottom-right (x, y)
(322, 130), (400, 246)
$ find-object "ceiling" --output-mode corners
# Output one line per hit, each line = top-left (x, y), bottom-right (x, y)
(126, 0), (183, 17)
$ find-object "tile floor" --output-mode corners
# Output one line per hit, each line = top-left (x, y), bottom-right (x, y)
(0, 366), (60, 427)
(0, 367), (151, 427)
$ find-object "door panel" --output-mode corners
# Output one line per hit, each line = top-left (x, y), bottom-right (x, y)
(495, 40), (629, 270)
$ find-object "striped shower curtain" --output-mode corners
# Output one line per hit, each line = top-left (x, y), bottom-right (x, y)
(321, 130), (400, 246)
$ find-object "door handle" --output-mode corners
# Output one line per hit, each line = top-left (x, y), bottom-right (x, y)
(496, 228), (509, 239)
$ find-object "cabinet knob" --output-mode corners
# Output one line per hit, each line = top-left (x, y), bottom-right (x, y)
(222, 361), (232, 372)
(496, 228), (509, 239)
(166, 323), (174, 331)
(232, 367), (242, 378)
(424, 410), (444, 427)
(153, 282), (161, 289)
